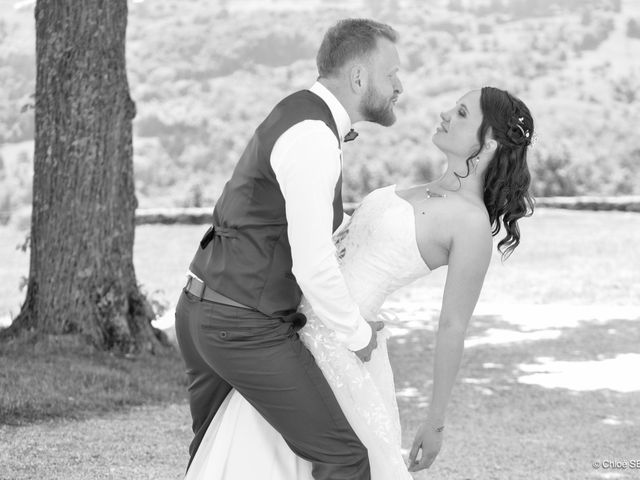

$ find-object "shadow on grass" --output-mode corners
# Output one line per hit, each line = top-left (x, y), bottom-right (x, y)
(0, 332), (188, 426)
(2, 311), (638, 478)
(389, 315), (640, 479)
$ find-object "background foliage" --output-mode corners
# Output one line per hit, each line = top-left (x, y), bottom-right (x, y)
(1, 0), (639, 225)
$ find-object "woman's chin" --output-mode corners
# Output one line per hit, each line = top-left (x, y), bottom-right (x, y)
(431, 133), (445, 152)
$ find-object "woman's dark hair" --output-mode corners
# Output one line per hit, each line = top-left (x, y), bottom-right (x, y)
(316, 19), (398, 78)
(457, 86), (535, 259)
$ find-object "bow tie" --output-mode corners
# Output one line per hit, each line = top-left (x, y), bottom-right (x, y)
(343, 129), (359, 142)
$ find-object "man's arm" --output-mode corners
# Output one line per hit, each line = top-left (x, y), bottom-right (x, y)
(271, 120), (372, 352)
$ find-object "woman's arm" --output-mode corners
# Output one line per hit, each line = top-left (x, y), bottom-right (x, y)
(409, 211), (492, 472)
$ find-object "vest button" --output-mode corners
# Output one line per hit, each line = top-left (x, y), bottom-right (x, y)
(220, 331), (228, 338)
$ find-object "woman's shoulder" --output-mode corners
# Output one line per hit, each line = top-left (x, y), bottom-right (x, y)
(448, 197), (492, 239)
(447, 200), (493, 266)
(432, 191), (493, 250)
(458, 197), (491, 228)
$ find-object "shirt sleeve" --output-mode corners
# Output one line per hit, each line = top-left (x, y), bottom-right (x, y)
(271, 120), (371, 351)
(334, 212), (351, 236)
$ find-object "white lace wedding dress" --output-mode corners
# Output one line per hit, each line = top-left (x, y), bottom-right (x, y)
(185, 185), (431, 480)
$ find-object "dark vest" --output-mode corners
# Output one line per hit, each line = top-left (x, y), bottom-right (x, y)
(189, 90), (344, 315)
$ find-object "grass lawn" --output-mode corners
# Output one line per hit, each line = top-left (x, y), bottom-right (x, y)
(392, 318), (640, 480)
(0, 334), (188, 426)
(387, 208), (640, 310)
(0, 208), (639, 479)
(2, 208), (639, 319)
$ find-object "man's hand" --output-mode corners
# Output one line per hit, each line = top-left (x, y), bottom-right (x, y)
(353, 321), (384, 362)
(408, 421), (444, 472)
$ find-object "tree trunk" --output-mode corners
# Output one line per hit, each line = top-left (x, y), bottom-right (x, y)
(3, 0), (165, 353)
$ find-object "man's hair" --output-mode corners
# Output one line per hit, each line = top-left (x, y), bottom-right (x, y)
(316, 18), (398, 78)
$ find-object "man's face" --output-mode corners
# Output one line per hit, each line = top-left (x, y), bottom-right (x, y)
(358, 38), (403, 127)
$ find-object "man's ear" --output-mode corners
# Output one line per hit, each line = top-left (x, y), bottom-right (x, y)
(350, 64), (367, 93)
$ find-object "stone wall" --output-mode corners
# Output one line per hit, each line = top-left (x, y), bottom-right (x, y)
(135, 196), (640, 225)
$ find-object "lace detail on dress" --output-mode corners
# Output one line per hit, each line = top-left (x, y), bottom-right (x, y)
(299, 300), (406, 478)
(334, 224), (349, 262)
(299, 185), (430, 480)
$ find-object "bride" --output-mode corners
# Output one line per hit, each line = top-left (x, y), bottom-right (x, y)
(185, 86), (535, 479)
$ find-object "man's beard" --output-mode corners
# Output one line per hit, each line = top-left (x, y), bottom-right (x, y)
(359, 84), (396, 127)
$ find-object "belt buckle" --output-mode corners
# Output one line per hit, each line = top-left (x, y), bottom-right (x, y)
(186, 275), (206, 301)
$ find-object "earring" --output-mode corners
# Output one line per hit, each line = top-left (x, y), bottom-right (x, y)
(474, 156), (480, 165)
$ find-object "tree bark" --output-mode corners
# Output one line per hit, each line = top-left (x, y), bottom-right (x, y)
(3, 0), (165, 353)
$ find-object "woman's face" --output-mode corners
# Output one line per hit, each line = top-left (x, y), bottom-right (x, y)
(432, 90), (483, 158)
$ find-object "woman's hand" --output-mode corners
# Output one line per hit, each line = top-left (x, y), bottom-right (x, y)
(407, 421), (444, 472)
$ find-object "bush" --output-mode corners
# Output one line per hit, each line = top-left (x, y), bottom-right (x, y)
(612, 76), (638, 103)
(530, 146), (579, 197)
(627, 18), (640, 38)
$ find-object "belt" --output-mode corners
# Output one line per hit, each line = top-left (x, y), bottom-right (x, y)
(184, 275), (254, 310)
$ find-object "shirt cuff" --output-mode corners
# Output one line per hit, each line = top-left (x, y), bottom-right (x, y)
(333, 212), (350, 236)
(344, 318), (373, 351)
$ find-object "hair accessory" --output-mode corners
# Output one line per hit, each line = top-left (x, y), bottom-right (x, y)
(506, 115), (532, 147)
(515, 124), (529, 138)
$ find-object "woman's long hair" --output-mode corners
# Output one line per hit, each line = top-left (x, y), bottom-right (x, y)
(456, 86), (535, 259)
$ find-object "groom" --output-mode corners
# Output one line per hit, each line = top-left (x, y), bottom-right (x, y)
(175, 18), (402, 480)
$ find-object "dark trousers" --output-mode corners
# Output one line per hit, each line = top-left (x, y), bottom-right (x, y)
(174, 290), (371, 480)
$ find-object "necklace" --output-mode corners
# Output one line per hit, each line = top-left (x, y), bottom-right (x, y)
(425, 187), (447, 199)
(421, 185), (448, 215)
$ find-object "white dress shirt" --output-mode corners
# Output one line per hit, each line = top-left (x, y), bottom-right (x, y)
(270, 82), (371, 351)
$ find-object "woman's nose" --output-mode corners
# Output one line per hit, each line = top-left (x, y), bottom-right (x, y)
(394, 77), (403, 95)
